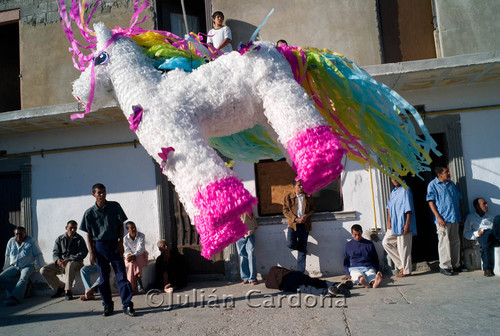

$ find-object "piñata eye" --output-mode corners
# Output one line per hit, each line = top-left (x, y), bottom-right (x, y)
(94, 52), (109, 65)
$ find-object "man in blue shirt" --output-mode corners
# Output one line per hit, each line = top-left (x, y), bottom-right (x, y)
(427, 166), (467, 276)
(383, 178), (417, 277)
(342, 224), (383, 288)
(80, 183), (136, 317)
(0, 226), (45, 306)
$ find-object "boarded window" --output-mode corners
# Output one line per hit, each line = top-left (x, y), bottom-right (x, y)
(255, 159), (342, 216)
(378, 0), (437, 63)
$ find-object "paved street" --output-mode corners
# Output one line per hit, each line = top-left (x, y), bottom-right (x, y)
(0, 270), (499, 336)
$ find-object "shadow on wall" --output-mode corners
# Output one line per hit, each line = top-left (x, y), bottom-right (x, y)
(260, 223), (356, 279)
(225, 19), (258, 48)
(468, 178), (500, 214)
(314, 226), (353, 276)
(0, 214), (16, 270)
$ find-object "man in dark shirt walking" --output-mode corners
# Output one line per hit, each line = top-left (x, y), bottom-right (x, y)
(80, 183), (136, 317)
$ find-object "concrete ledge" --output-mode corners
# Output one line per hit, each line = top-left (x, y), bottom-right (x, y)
(257, 211), (357, 226)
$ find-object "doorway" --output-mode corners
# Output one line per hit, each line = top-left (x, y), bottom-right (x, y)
(155, 163), (224, 275)
(0, 172), (21, 269)
(403, 132), (448, 262)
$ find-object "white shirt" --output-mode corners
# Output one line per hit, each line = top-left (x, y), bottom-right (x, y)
(123, 231), (146, 256)
(296, 194), (304, 218)
(207, 26), (232, 54)
(463, 212), (494, 240)
(4, 236), (45, 270)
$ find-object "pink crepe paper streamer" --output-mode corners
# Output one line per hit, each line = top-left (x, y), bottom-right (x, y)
(277, 45), (307, 84)
(57, 0), (99, 71)
(60, 0), (218, 118)
(287, 125), (346, 194)
(158, 147), (175, 172)
(237, 41), (261, 55)
(128, 105), (144, 132)
(193, 177), (258, 259)
(194, 215), (248, 259)
(193, 177), (258, 231)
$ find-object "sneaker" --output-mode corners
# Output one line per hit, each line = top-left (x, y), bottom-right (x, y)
(136, 279), (144, 293)
(343, 280), (354, 289)
(327, 284), (339, 297)
(65, 291), (74, 300)
(103, 303), (114, 317)
(51, 287), (65, 298)
(336, 283), (351, 297)
(439, 268), (453, 276)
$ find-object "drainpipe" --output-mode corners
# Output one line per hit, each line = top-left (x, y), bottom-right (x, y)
(369, 164), (380, 241)
(430, 0), (443, 58)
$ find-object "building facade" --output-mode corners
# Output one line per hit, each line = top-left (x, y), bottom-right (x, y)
(1, 0), (499, 279)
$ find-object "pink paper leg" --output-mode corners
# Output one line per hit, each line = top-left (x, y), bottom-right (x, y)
(195, 215), (248, 259)
(193, 177), (258, 259)
(287, 125), (346, 194)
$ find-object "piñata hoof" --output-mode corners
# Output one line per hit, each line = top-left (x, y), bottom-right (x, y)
(287, 125), (346, 194)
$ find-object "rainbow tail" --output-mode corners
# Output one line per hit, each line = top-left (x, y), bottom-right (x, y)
(278, 45), (440, 182)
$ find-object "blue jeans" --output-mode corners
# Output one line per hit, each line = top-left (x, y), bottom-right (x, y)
(287, 225), (309, 273)
(80, 265), (101, 291)
(478, 231), (500, 271)
(95, 241), (134, 311)
(0, 265), (34, 302)
(236, 235), (256, 281)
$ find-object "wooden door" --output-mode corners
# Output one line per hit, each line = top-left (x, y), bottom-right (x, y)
(155, 163), (224, 275)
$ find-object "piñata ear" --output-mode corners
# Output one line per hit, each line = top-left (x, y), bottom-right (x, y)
(93, 22), (113, 51)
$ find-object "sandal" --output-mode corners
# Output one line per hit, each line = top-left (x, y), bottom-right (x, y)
(79, 292), (95, 301)
(396, 273), (411, 278)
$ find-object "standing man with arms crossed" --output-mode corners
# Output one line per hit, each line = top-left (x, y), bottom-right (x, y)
(382, 178), (417, 277)
(427, 166), (468, 276)
(283, 180), (315, 273)
(80, 183), (136, 316)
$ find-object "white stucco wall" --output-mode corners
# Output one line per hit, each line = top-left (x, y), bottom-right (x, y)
(233, 159), (385, 277)
(1, 122), (161, 263)
(460, 108), (500, 215)
(400, 81), (500, 215)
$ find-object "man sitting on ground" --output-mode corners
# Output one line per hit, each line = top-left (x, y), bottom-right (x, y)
(123, 221), (148, 293)
(342, 224), (383, 288)
(41, 220), (88, 300)
(155, 240), (187, 293)
(0, 227), (45, 306)
(463, 198), (500, 277)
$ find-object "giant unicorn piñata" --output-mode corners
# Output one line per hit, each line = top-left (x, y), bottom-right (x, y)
(59, 0), (439, 259)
